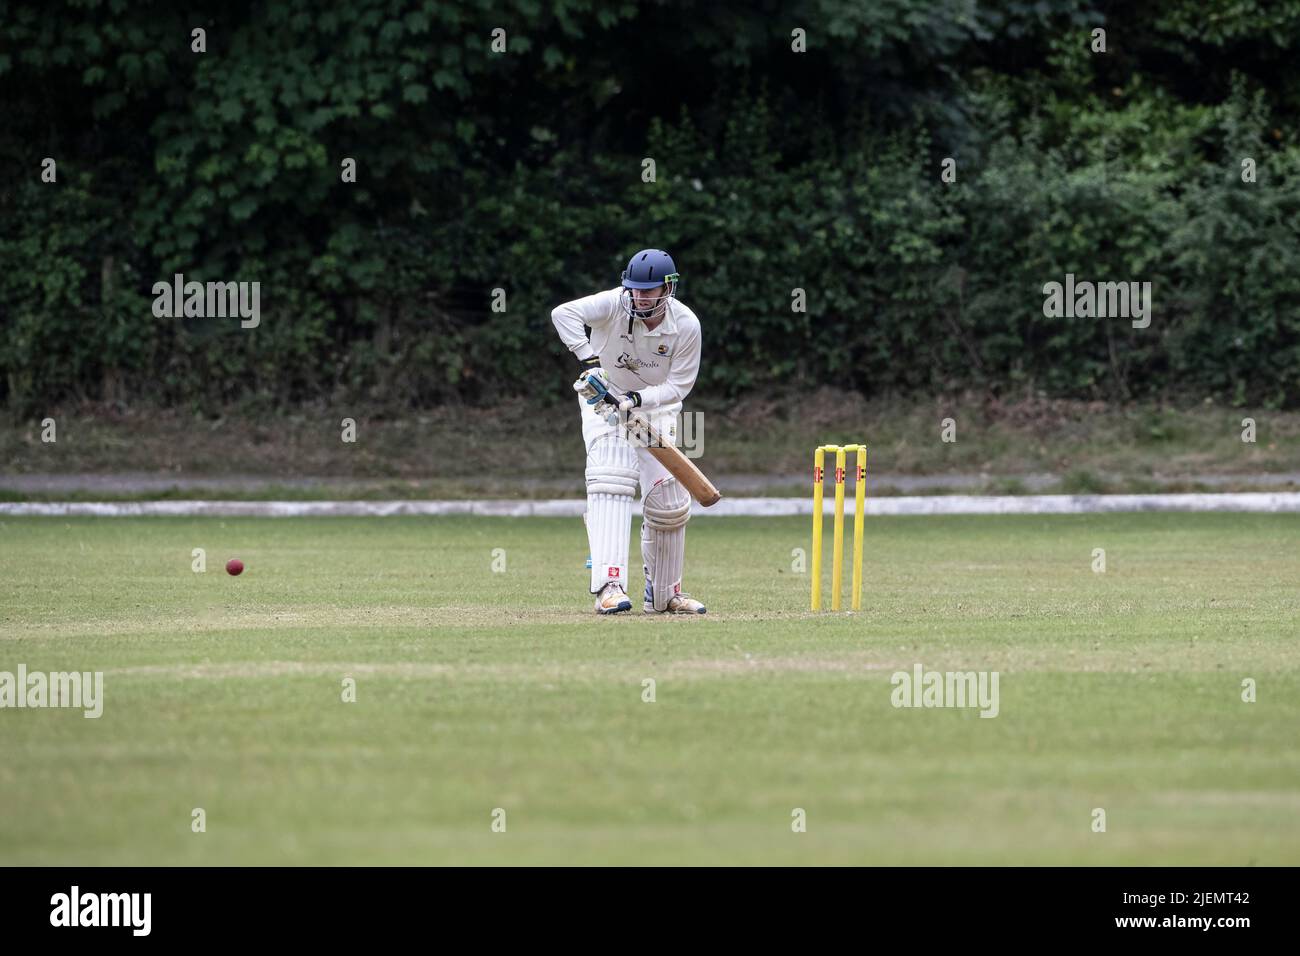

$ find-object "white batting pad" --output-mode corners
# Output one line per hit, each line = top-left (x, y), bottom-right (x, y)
(640, 475), (690, 610)
(586, 435), (639, 592)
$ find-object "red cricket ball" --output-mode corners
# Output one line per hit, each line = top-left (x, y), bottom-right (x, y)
(226, 558), (244, 576)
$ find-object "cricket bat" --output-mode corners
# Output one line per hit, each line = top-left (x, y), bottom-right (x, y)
(622, 410), (723, 507)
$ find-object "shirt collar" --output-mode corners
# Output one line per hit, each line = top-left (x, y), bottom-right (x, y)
(639, 303), (678, 336)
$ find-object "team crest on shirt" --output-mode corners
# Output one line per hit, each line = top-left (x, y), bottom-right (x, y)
(656, 344), (670, 355)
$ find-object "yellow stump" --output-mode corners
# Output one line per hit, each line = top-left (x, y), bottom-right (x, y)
(810, 447), (825, 611)
(831, 446), (846, 611)
(851, 445), (866, 612)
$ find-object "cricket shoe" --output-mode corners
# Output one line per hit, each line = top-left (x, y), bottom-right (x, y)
(643, 585), (707, 615)
(594, 581), (633, 615)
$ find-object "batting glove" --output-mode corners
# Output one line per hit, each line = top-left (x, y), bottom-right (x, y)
(573, 368), (614, 405)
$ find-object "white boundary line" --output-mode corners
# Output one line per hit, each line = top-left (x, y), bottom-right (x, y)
(3, 493), (1300, 517)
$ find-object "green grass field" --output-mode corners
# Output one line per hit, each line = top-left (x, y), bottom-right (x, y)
(1, 513), (1297, 865)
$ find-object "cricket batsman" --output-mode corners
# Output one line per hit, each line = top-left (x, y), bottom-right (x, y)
(551, 249), (708, 615)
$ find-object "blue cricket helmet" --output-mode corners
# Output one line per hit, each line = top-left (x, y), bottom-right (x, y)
(620, 249), (680, 320)
(621, 249), (679, 289)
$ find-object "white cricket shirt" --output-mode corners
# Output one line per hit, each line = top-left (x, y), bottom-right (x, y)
(551, 287), (702, 410)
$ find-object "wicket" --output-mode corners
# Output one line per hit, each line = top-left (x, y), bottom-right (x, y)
(811, 443), (867, 611)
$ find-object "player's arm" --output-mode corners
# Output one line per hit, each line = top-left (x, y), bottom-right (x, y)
(550, 288), (620, 367)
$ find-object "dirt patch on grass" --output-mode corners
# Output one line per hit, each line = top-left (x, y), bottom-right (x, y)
(101, 645), (1298, 682)
(108, 660), (459, 680)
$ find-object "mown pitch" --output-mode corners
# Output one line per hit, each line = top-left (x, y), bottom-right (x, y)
(1, 513), (1297, 865)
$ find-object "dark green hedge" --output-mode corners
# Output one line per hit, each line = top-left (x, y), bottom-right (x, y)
(2, 0), (1299, 412)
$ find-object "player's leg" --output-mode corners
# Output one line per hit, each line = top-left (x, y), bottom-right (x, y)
(582, 400), (638, 614)
(582, 512), (592, 571)
(636, 416), (706, 615)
